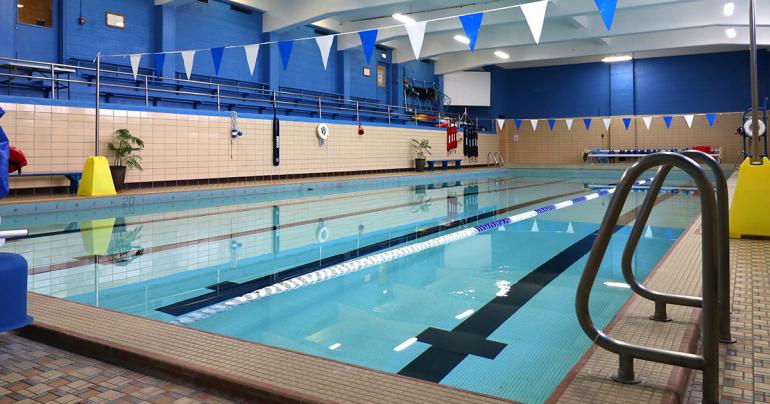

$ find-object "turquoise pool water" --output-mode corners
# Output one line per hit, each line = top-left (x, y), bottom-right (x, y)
(1, 169), (702, 403)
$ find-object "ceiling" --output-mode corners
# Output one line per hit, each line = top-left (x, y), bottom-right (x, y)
(157, 0), (770, 74)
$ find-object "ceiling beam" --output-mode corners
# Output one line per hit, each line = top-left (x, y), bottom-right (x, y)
(263, 0), (412, 33)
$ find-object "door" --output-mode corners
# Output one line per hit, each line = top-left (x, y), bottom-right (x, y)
(376, 63), (388, 104)
(15, 0), (59, 62)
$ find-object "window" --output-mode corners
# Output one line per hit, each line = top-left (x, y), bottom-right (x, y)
(105, 12), (125, 29)
(18, 0), (52, 27)
(377, 65), (386, 88)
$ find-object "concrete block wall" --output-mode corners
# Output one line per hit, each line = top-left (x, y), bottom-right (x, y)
(0, 102), (498, 190)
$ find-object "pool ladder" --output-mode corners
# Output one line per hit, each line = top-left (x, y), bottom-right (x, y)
(575, 151), (732, 404)
(487, 151), (504, 167)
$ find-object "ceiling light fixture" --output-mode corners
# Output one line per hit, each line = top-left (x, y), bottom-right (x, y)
(725, 27), (737, 38)
(602, 55), (633, 63)
(494, 50), (510, 59)
(453, 34), (471, 44)
(392, 13), (416, 25)
(723, 2), (735, 16)
(17, 3), (24, 7)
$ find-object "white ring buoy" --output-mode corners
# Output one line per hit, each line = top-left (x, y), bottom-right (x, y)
(743, 119), (766, 137)
(317, 123), (329, 140)
(316, 226), (329, 243)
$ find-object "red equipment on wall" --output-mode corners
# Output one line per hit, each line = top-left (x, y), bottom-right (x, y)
(447, 123), (458, 153)
(8, 147), (27, 174)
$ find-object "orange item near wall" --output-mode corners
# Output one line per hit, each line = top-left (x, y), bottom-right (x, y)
(447, 124), (458, 152)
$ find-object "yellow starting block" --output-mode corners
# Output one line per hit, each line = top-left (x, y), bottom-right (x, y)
(77, 156), (116, 197)
(80, 218), (117, 256)
(729, 157), (770, 238)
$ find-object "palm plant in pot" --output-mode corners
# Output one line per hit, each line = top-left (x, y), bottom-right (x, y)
(108, 129), (144, 191)
(411, 138), (431, 172)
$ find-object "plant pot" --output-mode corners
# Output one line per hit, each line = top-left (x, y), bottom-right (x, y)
(109, 165), (127, 191)
(415, 158), (426, 172)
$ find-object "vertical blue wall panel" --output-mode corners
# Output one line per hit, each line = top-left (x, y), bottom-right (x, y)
(278, 26), (338, 94)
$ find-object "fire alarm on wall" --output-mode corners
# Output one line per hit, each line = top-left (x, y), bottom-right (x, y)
(78, 16), (86, 25)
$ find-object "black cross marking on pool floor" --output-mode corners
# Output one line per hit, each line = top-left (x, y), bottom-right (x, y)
(397, 193), (674, 383)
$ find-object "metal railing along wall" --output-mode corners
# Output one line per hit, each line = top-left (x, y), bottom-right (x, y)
(0, 56), (448, 126)
(575, 152), (721, 404)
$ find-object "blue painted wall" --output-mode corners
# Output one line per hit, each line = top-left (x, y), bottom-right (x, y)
(278, 26), (339, 94)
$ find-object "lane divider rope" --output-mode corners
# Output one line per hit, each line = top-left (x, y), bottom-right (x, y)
(174, 177), (655, 324)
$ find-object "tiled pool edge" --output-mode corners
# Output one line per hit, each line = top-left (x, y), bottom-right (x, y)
(19, 293), (518, 404)
(546, 171), (740, 403)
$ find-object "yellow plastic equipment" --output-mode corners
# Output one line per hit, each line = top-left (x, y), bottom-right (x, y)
(729, 157), (770, 238)
(79, 218), (117, 256)
(77, 156), (116, 197)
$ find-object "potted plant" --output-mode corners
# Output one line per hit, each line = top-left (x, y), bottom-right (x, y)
(411, 138), (431, 172)
(108, 129), (144, 191)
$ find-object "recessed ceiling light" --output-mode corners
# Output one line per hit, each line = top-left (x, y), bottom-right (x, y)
(392, 13), (415, 25)
(726, 27), (737, 38)
(454, 34), (471, 44)
(494, 50), (510, 59)
(17, 3), (24, 7)
(723, 2), (735, 16)
(602, 55), (633, 63)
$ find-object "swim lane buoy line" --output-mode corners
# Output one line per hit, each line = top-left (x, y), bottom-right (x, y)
(174, 175), (658, 325)
(317, 123), (329, 146)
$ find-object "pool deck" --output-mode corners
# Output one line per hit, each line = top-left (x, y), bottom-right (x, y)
(3, 167), (768, 403)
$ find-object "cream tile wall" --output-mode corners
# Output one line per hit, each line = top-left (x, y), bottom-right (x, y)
(0, 102), (499, 189)
(497, 113), (744, 165)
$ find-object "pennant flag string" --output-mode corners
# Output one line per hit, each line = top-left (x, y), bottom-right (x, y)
(459, 12), (484, 52)
(278, 41), (294, 70)
(181, 50), (195, 80)
(515, 119), (523, 130)
(643, 116), (653, 129)
(153, 53), (165, 77)
(622, 117), (631, 130)
(315, 35), (334, 70)
(211, 47), (225, 76)
(548, 119), (556, 130)
(129, 54), (141, 80)
(244, 44), (260, 76)
(565, 119), (574, 130)
(520, 0), (549, 44)
(405, 21), (428, 60)
(358, 29), (379, 63)
(497, 119), (506, 130)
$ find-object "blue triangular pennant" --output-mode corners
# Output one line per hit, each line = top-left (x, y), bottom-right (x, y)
(594, 0), (618, 31)
(211, 47), (225, 75)
(358, 29), (379, 64)
(153, 53), (165, 77)
(706, 113), (717, 126)
(459, 12), (484, 52)
(622, 118), (631, 129)
(515, 119), (522, 130)
(278, 41), (294, 70)
(663, 116), (673, 128)
(584, 118), (592, 129)
(548, 119), (556, 130)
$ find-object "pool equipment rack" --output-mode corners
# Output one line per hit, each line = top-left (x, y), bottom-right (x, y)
(576, 152), (726, 404)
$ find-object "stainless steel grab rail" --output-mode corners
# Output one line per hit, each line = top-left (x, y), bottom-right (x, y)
(494, 151), (504, 166)
(619, 150), (733, 343)
(576, 152), (719, 403)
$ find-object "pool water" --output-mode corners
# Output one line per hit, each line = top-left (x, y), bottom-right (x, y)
(1, 169), (702, 403)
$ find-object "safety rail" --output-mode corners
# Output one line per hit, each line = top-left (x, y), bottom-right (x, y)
(0, 56), (447, 126)
(576, 152), (721, 403)
(487, 151), (504, 167)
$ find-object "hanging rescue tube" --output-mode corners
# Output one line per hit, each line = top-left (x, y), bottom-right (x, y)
(317, 123), (329, 140)
(316, 219), (329, 243)
(743, 119), (766, 137)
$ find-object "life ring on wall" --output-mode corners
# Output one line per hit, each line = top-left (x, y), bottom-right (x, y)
(316, 224), (330, 243)
(743, 119), (766, 137)
(317, 123), (330, 140)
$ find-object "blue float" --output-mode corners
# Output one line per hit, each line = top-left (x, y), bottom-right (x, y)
(0, 106), (33, 332)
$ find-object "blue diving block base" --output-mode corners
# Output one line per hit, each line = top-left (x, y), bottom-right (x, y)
(427, 159), (462, 171)
(10, 172), (82, 194)
(0, 253), (33, 333)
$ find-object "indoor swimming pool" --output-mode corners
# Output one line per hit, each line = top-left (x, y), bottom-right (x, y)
(0, 169), (703, 402)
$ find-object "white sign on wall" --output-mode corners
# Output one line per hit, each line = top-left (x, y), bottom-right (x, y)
(443, 71), (491, 107)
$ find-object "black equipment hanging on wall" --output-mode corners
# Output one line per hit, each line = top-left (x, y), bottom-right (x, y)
(272, 91), (280, 166)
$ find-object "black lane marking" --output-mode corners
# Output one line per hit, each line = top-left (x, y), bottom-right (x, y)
(205, 281), (238, 291)
(156, 188), (588, 317)
(397, 193), (675, 383)
(417, 327), (507, 359)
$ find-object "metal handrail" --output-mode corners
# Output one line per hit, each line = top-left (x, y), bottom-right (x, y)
(0, 56), (444, 122)
(494, 151), (504, 166)
(487, 151), (500, 167)
(575, 152), (719, 403)
(619, 150), (733, 343)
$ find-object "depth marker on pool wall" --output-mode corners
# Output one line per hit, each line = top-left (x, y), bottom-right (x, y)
(173, 176), (657, 325)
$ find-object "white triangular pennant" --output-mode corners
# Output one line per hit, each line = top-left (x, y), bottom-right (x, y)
(566, 221), (574, 234)
(520, 0), (548, 44)
(531, 219), (539, 233)
(244, 44), (260, 75)
(496, 119), (506, 130)
(314, 36), (334, 70)
(497, 225), (506, 232)
(684, 114), (694, 128)
(644, 225), (654, 239)
(565, 119), (574, 130)
(129, 54), (141, 80)
(405, 21), (427, 60)
(530, 119), (538, 131)
(181, 50), (195, 80)
(603, 118), (612, 130)
(643, 116), (653, 129)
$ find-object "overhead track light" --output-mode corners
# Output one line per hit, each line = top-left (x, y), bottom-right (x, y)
(723, 2), (735, 17)
(454, 34), (471, 44)
(725, 27), (737, 38)
(602, 55), (632, 63)
(392, 13), (416, 24)
(494, 50), (510, 59)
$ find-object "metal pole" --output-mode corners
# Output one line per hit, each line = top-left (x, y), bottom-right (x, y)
(217, 85), (221, 112)
(50, 64), (56, 100)
(318, 97), (322, 120)
(145, 76), (149, 106)
(95, 53), (101, 155)
(387, 105), (391, 125)
(749, 0), (761, 164)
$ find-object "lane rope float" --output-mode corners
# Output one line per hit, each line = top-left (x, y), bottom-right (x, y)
(174, 176), (658, 324)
